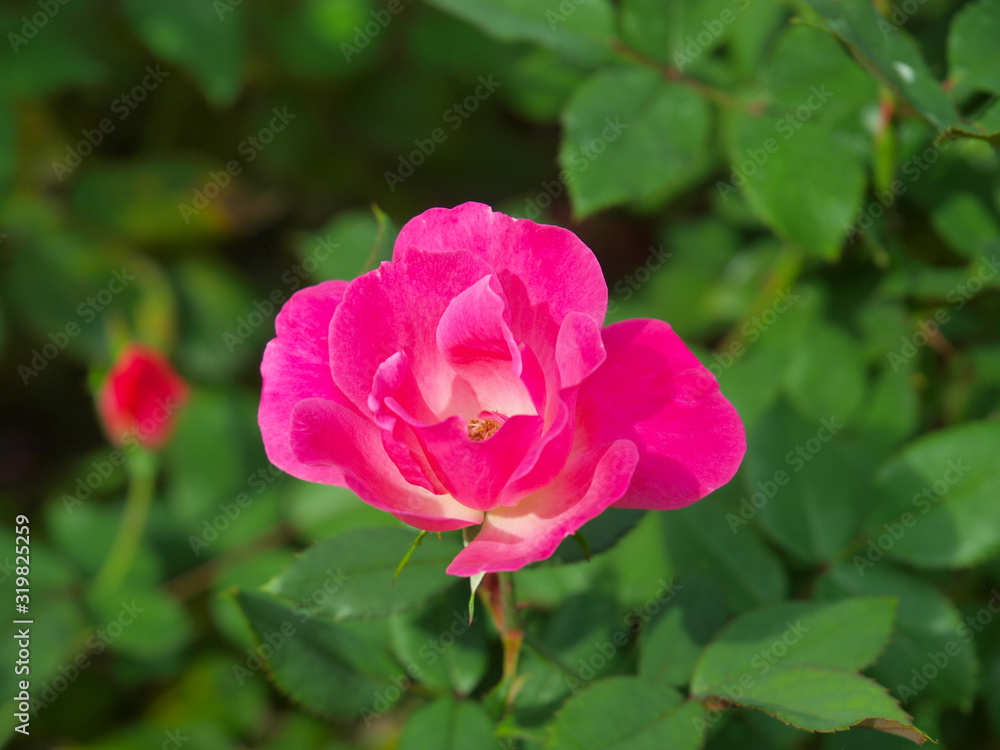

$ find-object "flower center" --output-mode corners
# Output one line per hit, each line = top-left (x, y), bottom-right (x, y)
(467, 417), (500, 442)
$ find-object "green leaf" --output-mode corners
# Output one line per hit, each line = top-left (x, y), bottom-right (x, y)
(398, 697), (495, 750)
(513, 593), (623, 724)
(691, 597), (897, 698)
(560, 67), (712, 217)
(619, 0), (741, 68)
(798, 0), (959, 131)
(171, 259), (259, 381)
(948, 0), (1000, 96)
(639, 574), (729, 688)
(765, 24), (879, 134)
(723, 112), (865, 259)
(817, 563), (979, 711)
(84, 585), (192, 660)
(553, 508), (645, 563)
(746, 401), (861, 563)
(388, 586), (488, 696)
(163, 389), (260, 532)
(872, 420), (1000, 568)
(118, 0), (246, 104)
(0, 13), (105, 96)
(422, 0), (617, 66)
(546, 677), (706, 750)
(295, 208), (396, 283)
(732, 668), (925, 740)
(929, 192), (1000, 261)
(234, 591), (400, 719)
(265, 527), (461, 620)
(662, 490), (789, 612)
(783, 321), (867, 423)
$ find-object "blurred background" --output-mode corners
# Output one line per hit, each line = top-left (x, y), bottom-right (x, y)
(3, 0), (1000, 747)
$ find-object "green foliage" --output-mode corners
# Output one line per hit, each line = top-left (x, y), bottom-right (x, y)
(6, 0), (1000, 747)
(265, 527), (462, 619)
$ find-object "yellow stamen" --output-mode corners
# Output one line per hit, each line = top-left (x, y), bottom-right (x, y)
(467, 417), (500, 442)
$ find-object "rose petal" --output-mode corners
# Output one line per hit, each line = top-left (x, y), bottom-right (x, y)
(577, 319), (746, 510)
(446, 440), (639, 576)
(388, 405), (545, 512)
(330, 249), (493, 419)
(556, 311), (607, 389)
(259, 281), (353, 485)
(394, 202), (608, 329)
(291, 398), (482, 531)
(436, 275), (535, 417)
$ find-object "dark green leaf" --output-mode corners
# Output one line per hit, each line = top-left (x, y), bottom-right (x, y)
(118, 0), (246, 104)
(798, 0), (959, 131)
(234, 591), (401, 719)
(265, 527), (461, 620)
(422, 0), (617, 66)
(639, 574), (729, 688)
(398, 697), (495, 750)
(662, 488), (789, 612)
(746, 401), (861, 563)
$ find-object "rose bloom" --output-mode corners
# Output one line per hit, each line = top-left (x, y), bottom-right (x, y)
(98, 343), (189, 450)
(260, 203), (745, 576)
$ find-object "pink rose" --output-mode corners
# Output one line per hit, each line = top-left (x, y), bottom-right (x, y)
(260, 203), (745, 576)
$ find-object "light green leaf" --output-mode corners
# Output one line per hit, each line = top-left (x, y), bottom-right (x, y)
(724, 111), (865, 259)
(118, 0), (246, 104)
(620, 0), (740, 68)
(295, 208), (396, 283)
(873, 420), (1000, 568)
(691, 597), (897, 698)
(783, 321), (867, 422)
(733, 668), (926, 740)
(817, 563), (979, 711)
(85, 585), (192, 660)
(265, 527), (461, 620)
(948, 0), (1000, 96)
(398, 697), (495, 750)
(560, 67), (712, 217)
(546, 677), (706, 750)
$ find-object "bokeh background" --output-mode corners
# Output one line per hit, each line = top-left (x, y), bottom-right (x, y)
(3, 0), (1000, 748)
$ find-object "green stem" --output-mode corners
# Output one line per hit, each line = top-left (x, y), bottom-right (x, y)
(497, 571), (524, 685)
(93, 451), (158, 594)
(480, 571), (525, 714)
